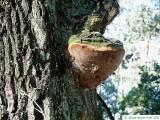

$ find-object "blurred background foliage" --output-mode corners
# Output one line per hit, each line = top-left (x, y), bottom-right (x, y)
(97, 0), (160, 119)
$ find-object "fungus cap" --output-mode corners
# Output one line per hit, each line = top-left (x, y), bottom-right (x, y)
(68, 41), (125, 89)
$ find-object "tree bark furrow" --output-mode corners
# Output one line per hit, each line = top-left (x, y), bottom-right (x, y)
(0, 0), (119, 119)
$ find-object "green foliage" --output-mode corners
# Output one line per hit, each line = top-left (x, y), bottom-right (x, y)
(120, 62), (160, 114)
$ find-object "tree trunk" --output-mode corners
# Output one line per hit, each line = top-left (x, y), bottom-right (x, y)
(0, 0), (118, 120)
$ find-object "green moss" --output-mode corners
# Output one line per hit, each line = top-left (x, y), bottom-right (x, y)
(68, 30), (124, 48)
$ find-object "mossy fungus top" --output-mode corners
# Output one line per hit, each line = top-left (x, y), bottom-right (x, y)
(69, 30), (124, 48)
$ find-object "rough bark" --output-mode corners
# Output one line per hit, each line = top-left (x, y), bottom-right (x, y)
(0, 0), (118, 120)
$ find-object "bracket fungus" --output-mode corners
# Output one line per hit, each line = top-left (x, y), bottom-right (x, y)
(68, 0), (122, 89)
(68, 32), (125, 89)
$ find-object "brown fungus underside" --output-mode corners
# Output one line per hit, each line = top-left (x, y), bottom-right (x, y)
(67, 0), (124, 89)
(68, 42), (125, 89)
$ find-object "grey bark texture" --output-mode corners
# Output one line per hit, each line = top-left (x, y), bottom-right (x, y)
(0, 0), (118, 120)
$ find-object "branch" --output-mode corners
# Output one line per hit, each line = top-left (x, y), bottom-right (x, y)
(97, 93), (115, 120)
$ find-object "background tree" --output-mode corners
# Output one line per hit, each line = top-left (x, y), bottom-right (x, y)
(120, 62), (160, 114)
(98, 78), (120, 119)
